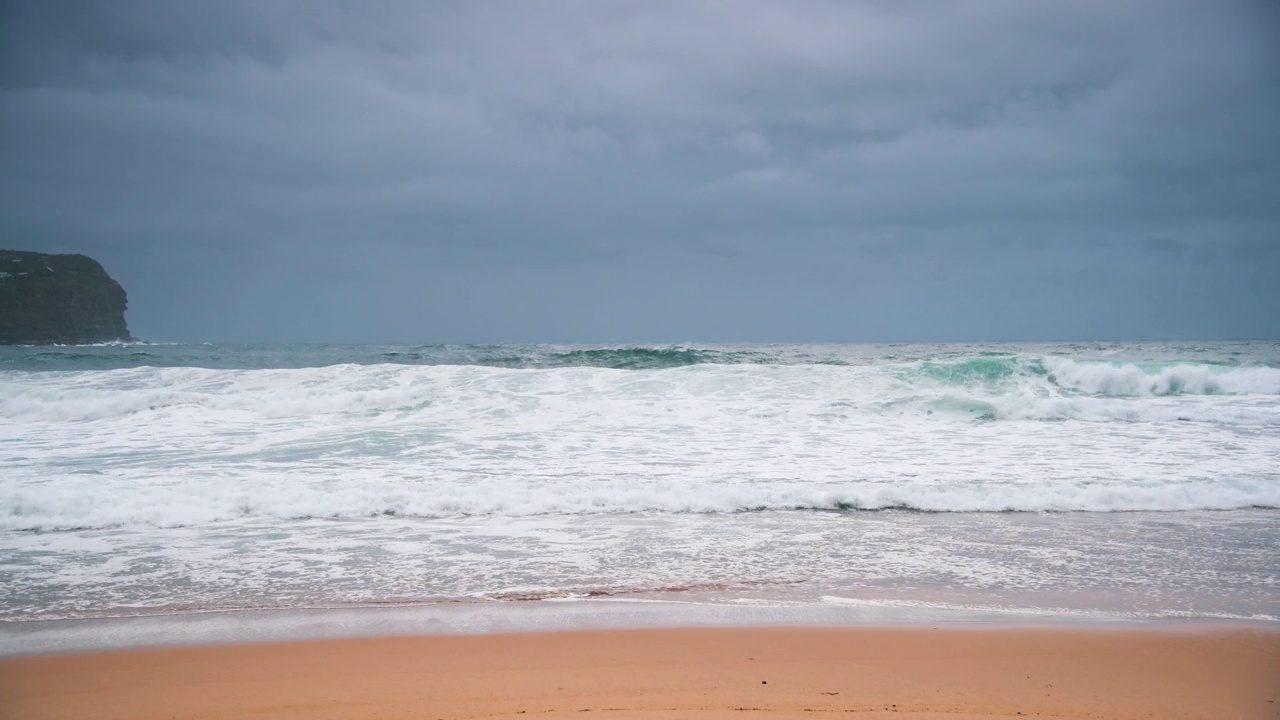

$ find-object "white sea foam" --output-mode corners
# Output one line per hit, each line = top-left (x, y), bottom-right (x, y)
(1, 357), (1277, 422)
(1042, 357), (1280, 396)
(1, 358), (1278, 531)
(2, 345), (1278, 628)
(2, 473), (1276, 532)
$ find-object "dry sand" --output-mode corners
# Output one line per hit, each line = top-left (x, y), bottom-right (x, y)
(2, 626), (1277, 719)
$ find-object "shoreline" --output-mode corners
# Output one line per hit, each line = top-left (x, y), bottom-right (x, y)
(6, 595), (1277, 658)
(3, 625), (1276, 719)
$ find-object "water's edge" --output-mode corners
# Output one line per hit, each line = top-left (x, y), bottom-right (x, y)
(7, 595), (1275, 658)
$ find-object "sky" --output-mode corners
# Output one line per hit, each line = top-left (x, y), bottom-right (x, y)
(1, 1), (1278, 343)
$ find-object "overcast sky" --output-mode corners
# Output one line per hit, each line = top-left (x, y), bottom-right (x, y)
(2, 1), (1278, 343)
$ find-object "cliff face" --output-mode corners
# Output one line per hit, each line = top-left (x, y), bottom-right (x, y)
(0, 250), (133, 345)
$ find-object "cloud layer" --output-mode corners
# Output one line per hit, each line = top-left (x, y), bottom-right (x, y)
(2, 0), (1277, 341)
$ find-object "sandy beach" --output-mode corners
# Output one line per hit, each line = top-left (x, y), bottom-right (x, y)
(2, 625), (1276, 719)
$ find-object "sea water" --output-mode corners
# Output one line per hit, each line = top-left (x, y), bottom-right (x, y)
(1, 341), (1277, 644)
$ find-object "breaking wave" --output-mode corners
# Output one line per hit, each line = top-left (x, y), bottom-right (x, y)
(3, 344), (1277, 531)
(3, 476), (1277, 531)
(2, 355), (1277, 425)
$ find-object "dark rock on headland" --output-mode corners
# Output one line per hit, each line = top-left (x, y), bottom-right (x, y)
(0, 250), (132, 345)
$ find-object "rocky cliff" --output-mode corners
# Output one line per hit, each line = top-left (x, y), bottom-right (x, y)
(0, 250), (132, 345)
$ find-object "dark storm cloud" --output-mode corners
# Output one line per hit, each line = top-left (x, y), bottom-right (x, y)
(1, 0), (1277, 341)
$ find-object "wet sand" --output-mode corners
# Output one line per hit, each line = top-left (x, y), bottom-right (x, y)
(2, 626), (1277, 719)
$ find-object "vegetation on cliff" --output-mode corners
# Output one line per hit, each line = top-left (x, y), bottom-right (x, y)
(0, 250), (132, 345)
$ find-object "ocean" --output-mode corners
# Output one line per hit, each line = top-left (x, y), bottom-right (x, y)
(2, 341), (1278, 648)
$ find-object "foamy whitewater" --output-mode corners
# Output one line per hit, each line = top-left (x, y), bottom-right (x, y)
(1, 341), (1278, 635)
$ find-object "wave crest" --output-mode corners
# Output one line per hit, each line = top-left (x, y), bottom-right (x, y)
(3, 357), (1278, 426)
(4, 479), (1277, 531)
(1043, 358), (1280, 396)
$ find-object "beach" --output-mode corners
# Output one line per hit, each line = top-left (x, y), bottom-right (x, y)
(3, 626), (1277, 719)
(5, 0), (1278, 713)
(2, 342), (1277, 717)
